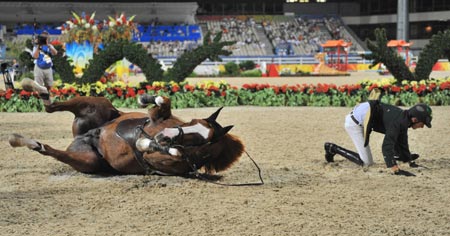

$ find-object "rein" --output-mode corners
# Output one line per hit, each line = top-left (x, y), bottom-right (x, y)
(185, 150), (264, 187)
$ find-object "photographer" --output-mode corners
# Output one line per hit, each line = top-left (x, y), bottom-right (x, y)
(32, 30), (57, 106)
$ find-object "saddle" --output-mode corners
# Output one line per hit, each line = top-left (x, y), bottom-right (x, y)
(115, 118), (155, 174)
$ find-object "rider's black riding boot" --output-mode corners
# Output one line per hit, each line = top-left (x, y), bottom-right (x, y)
(324, 142), (364, 166)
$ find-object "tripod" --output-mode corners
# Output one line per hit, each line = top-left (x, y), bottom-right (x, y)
(1, 62), (15, 90)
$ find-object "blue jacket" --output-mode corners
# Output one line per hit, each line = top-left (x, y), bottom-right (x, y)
(33, 45), (53, 69)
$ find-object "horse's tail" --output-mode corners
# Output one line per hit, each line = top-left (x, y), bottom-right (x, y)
(203, 134), (244, 173)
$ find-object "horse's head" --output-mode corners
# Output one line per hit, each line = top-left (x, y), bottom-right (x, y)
(137, 107), (244, 174)
(153, 107), (243, 174)
(154, 107), (233, 147)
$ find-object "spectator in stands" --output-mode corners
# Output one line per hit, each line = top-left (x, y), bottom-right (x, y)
(32, 31), (57, 106)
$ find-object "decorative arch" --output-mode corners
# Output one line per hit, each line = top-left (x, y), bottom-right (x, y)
(80, 40), (163, 84)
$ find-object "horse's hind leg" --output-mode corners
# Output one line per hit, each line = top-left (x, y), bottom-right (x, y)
(45, 96), (121, 136)
(9, 133), (114, 174)
(45, 96), (121, 120)
(9, 133), (43, 151)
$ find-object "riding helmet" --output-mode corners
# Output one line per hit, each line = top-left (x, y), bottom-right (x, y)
(408, 103), (432, 128)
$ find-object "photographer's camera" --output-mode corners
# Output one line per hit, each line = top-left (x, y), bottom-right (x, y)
(37, 36), (47, 46)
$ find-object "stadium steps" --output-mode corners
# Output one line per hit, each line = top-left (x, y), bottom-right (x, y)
(255, 24), (274, 55)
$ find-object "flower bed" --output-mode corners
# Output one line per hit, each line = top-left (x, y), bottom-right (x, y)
(1, 78), (449, 112)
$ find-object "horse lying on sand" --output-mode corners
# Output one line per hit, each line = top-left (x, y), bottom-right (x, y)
(9, 95), (244, 176)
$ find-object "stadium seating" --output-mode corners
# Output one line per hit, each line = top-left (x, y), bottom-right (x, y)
(9, 14), (366, 57)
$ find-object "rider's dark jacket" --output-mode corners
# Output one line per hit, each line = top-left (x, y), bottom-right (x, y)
(364, 101), (414, 168)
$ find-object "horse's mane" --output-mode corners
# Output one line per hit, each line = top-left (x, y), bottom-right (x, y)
(203, 133), (244, 174)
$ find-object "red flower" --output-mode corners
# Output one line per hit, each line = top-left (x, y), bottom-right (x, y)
(346, 84), (359, 95)
(418, 84), (426, 94)
(288, 85), (298, 93)
(172, 85), (180, 93)
(296, 85), (306, 93)
(391, 86), (401, 93)
(316, 83), (330, 93)
(272, 86), (279, 94)
(184, 84), (195, 92)
(280, 85), (288, 93)
(254, 84), (265, 91)
(20, 90), (31, 97)
(209, 85), (219, 92)
(5, 90), (13, 100)
(369, 83), (379, 91)
(403, 85), (410, 91)
(427, 83), (436, 92)
(116, 88), (123, 97)
(137, 89), (145, 95)
(69, 87), (77, 94)
(242, 84), (251, 90)
(100, 77), (107, 84)
(221, 91), (226, 97)
(126, 87), (136, 98)
(52, 88), (61, 96)
(439, 81), (449, 90)
(338, 85), (347, 93)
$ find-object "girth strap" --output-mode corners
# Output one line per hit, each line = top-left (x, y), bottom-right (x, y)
(115, 118), (155, 174)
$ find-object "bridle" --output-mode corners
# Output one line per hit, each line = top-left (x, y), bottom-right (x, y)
(137, 119), (264, 186)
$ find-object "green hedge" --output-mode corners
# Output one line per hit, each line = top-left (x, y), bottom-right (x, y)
(1, 78), (449, 112)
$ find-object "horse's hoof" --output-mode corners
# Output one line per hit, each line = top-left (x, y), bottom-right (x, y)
(138, 94), (156, 107)
(8, 133), (42, 150)
(21, 78), (35, 92)
(21, 78), (48, 94)
(8, 133), (26, 147)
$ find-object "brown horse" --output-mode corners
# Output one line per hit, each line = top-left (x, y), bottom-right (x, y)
(9, 95), (244, 176)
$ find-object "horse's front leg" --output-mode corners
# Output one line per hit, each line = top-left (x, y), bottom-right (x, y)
(138, 95), (172, 122)
(8, 133), (115, 174)
(143, 152), (191, 175)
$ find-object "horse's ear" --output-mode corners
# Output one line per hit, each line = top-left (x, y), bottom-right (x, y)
(222, 125), (233, 135)
(206, 106), (224, 122)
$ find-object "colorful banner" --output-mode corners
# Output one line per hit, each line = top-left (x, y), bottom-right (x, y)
(65, 41), (94, 76)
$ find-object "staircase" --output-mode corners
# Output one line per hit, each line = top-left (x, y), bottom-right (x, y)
(254, 24), (274, 55)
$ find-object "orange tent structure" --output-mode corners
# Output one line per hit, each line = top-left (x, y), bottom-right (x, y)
(320, 40), (352, 72)
(387, 40), (413, 66)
